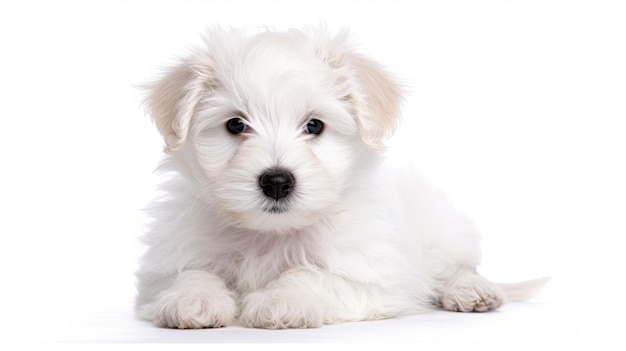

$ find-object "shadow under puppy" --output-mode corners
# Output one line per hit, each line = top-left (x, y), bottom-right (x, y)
(136, 26), (547, 329)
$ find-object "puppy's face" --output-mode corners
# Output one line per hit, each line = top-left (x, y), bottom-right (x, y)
(191, 56), (359, 232)
(145, 28), (401, 232)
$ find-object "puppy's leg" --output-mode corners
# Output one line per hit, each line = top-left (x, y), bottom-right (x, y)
(239, 269), (391, 329)
(439, 268), (504, 312)
(138, 270), (237, 329)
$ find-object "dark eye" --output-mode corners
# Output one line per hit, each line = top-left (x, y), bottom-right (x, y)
(304, 119), (324, 135)
(226, 118), (247, 134)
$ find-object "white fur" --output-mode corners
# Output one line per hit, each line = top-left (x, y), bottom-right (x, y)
(136, 26), (546, 329)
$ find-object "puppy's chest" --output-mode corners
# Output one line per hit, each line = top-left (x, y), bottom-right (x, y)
(212, 233), (328, 293)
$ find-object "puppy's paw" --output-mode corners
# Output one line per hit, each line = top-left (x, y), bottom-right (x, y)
(239, 289), (324, 329)
(440, 273), (504, 312)
(141, 290), (238, 329)
(139, 271), (238, 329)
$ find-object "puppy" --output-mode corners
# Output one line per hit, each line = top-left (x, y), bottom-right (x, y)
(135, 26), (546, 329)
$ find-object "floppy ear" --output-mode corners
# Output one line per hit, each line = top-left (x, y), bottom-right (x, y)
(346, 53), (402, 152)
(316, 30), (402, 152)
(143, 60), (211, 152)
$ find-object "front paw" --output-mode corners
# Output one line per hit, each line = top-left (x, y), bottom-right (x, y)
(138, 271), (238, 329)
(239, 289), (324, 329)
(141, 290), (238, 329)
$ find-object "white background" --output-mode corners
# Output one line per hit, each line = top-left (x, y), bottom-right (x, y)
(0, 0), (624, 348)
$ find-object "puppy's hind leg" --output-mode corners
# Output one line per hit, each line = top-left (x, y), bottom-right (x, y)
(439, 268), (505, 312)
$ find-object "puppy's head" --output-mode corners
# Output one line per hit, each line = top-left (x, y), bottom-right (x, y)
(144, 27), (402, 232)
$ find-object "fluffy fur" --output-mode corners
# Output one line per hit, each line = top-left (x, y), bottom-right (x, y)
(136, 26), (546, 329)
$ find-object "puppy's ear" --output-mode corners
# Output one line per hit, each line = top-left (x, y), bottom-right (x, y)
(345, 53), (402, 152)
(317, 30), (402, 152)
(144, 60), (212, 152)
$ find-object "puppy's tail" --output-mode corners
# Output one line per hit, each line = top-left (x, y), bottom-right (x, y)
(498, 277), (551, 302)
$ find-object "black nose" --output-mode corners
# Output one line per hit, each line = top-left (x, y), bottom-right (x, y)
(259, 170), (295, 200)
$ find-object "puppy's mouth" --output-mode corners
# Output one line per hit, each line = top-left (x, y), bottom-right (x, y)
(263, 203), (289, 214)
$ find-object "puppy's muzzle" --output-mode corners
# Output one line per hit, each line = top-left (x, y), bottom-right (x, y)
(259, 170), (295, 200)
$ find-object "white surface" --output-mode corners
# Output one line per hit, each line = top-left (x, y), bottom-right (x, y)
(0, 0), (624, 348)
(12, 302), (579, 344)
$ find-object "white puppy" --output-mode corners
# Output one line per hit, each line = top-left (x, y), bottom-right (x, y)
(136, 26), (546, 329)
